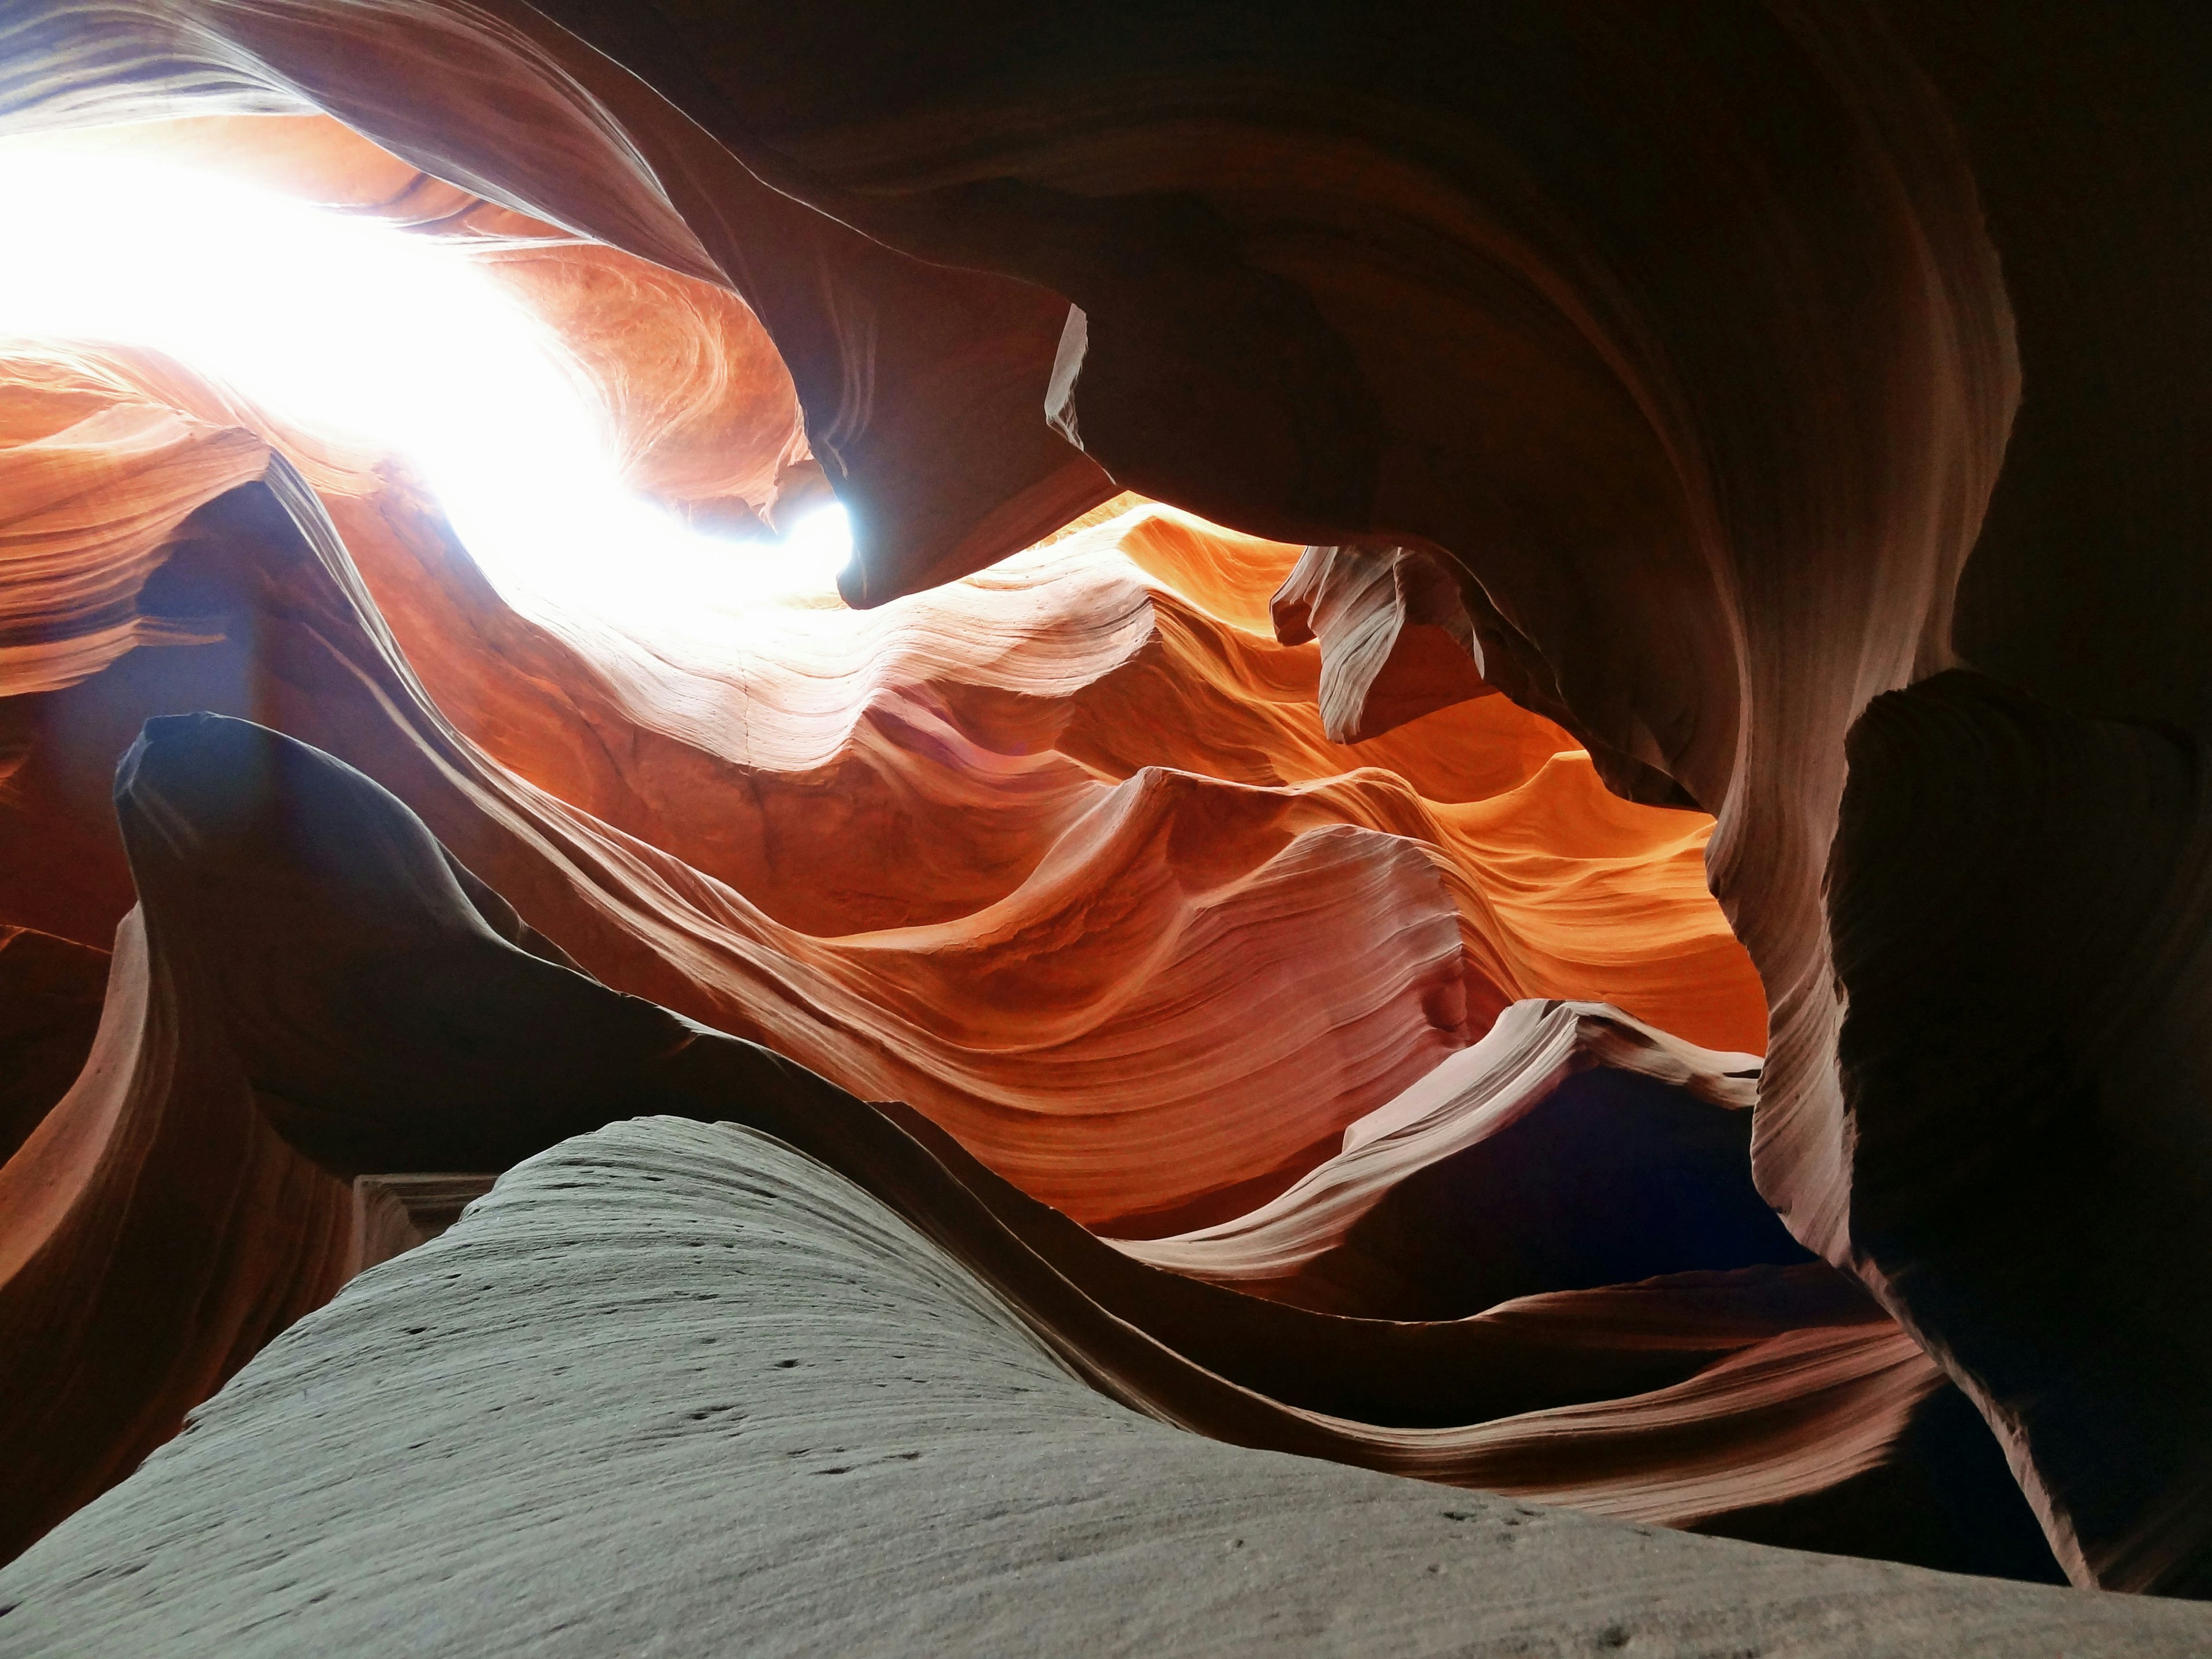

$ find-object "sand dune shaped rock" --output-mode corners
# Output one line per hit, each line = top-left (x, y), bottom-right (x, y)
(4, 1113), (2183, 1654)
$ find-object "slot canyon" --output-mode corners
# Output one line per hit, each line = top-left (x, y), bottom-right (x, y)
(2, 3), (2210, 1652)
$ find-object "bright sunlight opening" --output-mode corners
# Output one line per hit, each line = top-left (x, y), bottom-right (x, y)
(0, 143), (853, 622)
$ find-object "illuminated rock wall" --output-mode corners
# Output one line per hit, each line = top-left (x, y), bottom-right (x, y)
(1, 0), (2210, 1641)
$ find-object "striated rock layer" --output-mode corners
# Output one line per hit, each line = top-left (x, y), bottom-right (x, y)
(6, 1113), (2198, 1656)
(2, 0), (2209, 1618)
(0, 307), (1828, 1570)
(0, 710), (2049, 1586)
(1267, 542), (1497, 745)
(0, 334), (1764, 1224)
(1122, 1001), (1782, 1317)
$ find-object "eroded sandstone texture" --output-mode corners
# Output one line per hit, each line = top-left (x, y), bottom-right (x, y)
(9, 1116), (2204, 1657)
(1, 1), (2209, 1648)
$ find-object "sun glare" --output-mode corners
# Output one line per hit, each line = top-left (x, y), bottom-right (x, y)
(0, 143), (853, 620)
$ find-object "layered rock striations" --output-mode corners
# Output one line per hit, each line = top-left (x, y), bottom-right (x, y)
(7, 1115), (2196, 1657)
(1122, 1001), (1781, 1317)
(0, 388), (266, 696)
(346, 0), (2196, 1595)
(0, 332), (1764, 1236)
(1267, 542), (1497, 745)
(0, 337), (1808, 1564)
(0, 713), (2052, 1588)
(0, 0), (2209, 1630)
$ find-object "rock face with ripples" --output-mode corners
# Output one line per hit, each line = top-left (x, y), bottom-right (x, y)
(1, 0), (2210, 1633)
(4, 1115), (2194, 1656)
(0, 707), (2047, 1588)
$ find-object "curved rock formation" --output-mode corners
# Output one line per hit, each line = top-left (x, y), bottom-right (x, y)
(480, 235), (828, 536)
(7, 1113), (2191, 1656)
(2, 0), (2209, 1625)
(1831, 671), (2212, 1594)
(0, 902), (355, 1558)
(0, 713), (2048, 1586)
(0, 326), (1797, 1569)
(0, 332), (1765, 1227)
(0, 925), (107, 1165)
(1267, 543), (1496, 745)
(1123, 1001), (1782, 1317)
(6, 0), (1119, 594)
(0, 388), (264, 695)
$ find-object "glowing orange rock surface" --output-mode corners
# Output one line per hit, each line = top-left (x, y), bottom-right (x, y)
(4, 1), (2211, 1636)
(0, 325), (1763, 1234)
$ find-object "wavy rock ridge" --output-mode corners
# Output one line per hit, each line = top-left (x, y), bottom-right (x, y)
(0, 713), (2062, 1610)
(9, 1113), (2203, 1657)
(2, 0), (2210, 1642)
